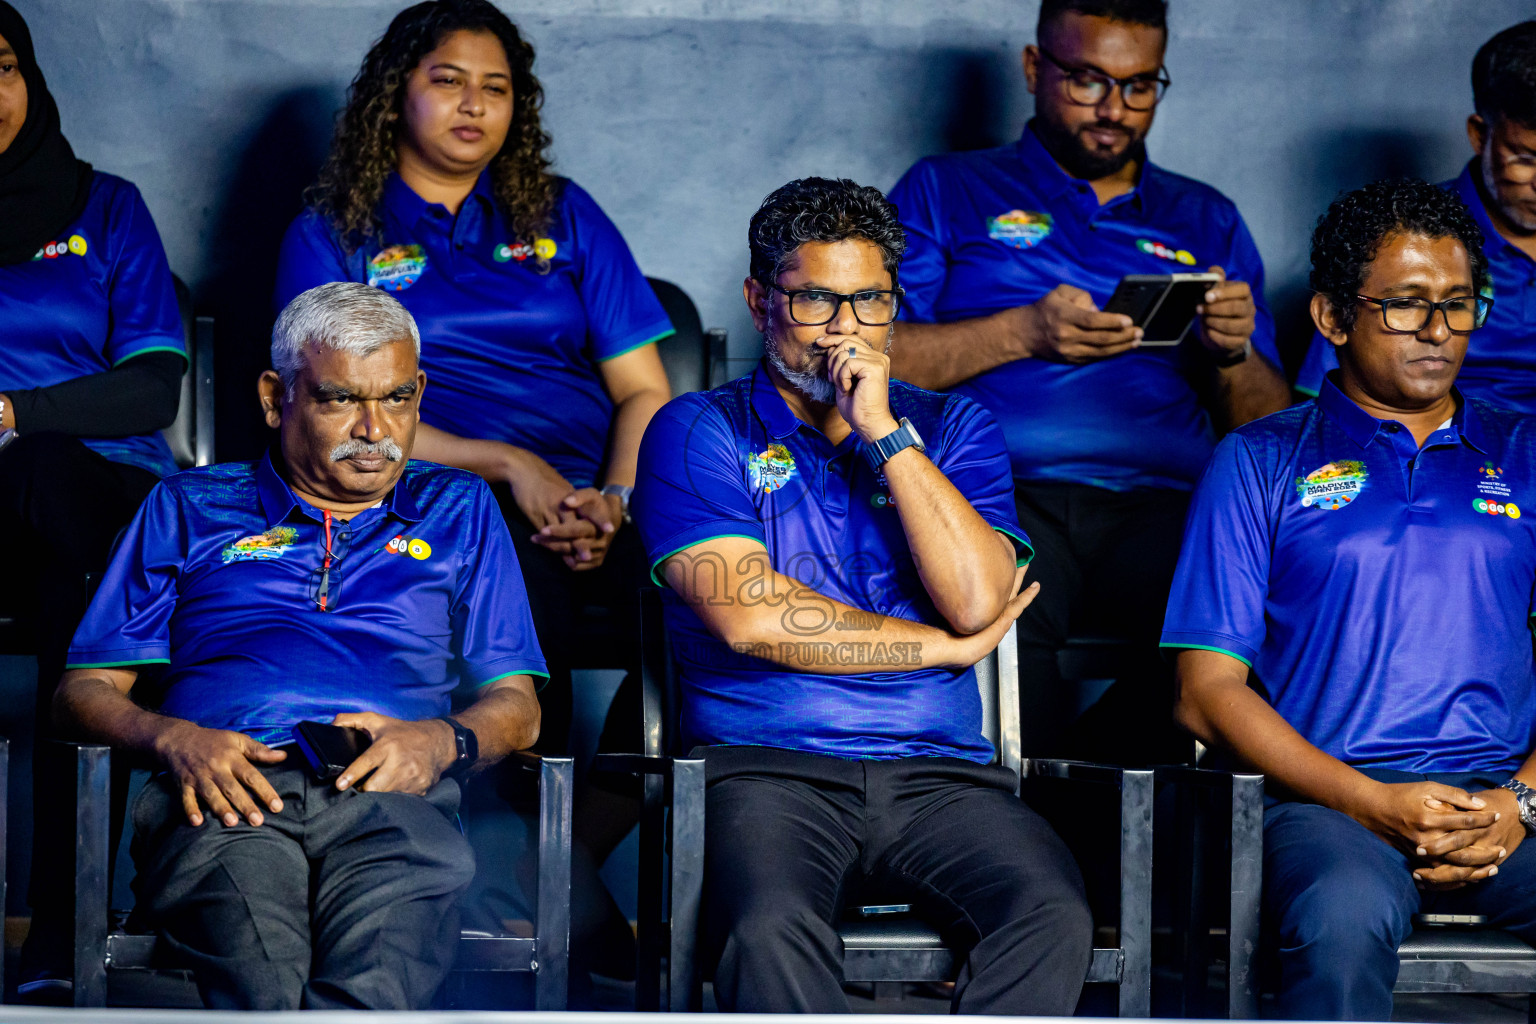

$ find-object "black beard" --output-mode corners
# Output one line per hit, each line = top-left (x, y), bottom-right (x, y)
(1031, 114), (1146, 181)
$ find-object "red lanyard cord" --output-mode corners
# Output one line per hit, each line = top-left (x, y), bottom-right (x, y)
(318, 509), (334, 612)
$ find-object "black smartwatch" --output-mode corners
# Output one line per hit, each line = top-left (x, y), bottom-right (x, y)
(437, 716), (479, 780)
(1210, 339), (1251, 368)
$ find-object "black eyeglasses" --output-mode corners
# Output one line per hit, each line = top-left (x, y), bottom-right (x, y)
(1036, 45), (1170, 111)
(769, 285), (904, 326)
(1355, 294), (1493, 334)
(309, 513), (353, 612)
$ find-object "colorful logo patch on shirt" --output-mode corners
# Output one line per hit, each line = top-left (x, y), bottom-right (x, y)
(987, 210), (1053, 249)
(747, 443), (796, 494)
(31, 234), (88, 261)
(1137, 238), (1197, 266)
(1476, 461), (1512, 499)
(1473, 498), (1521, 519)
(533, 237), (558, 260)
(385, 534), (433, 560)
(221, 527), (298, 563)
(494, 242), (532, 263)
(367, 245), (428, 291)
(1295, 460), (1368, 510)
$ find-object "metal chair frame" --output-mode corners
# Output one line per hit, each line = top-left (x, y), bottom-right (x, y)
(1174, 763), (1536, 1018)
(63, 741), (572, 1009)
(596, 587), (1155, 1014)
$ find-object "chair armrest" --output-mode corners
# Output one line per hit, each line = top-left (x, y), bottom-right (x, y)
(1025, 758), (1153, 1017)
(50, 741), (112, 1006)
(1154, 765), (1263, 1019)
(511, 753), (573, 1011)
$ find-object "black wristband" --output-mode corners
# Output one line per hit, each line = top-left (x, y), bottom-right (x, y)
(1210, 340), (1251, 368)
(437, 716), (479, 778)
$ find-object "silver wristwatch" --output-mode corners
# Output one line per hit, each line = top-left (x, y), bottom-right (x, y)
(600, 483), (634, 524)
(1500, 778), (1536, 837)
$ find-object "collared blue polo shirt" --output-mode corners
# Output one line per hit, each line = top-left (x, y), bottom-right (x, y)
(888, 122), (1280, 492)
(632, 362), (1031, 762)
(275, 172), (674, 488)
(1161, 374), (1536, 773)
(0, 172), (185, 477)
(1296, 164), (1536, 411)
(68, 453), (547, 747)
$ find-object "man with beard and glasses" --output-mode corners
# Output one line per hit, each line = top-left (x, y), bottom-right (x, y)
(1298, 20), (1536, 411)
(631, 178), (1092, 1014)
(52, 282), (546, 1010)
(886, 0), (1288, 765)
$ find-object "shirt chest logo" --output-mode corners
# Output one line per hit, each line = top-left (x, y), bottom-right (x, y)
(31, 234), (88, 261)
(987, 210), (1053, 249)
(1136, 238), (1197, 266)
(493, 238), (558, 263)
(747, 443), (797, 494)
(1296, 460), (1368, 510)
(1474, 462), (1521, 519)
(384, 534), (434, 560)
(221, 527), (298, 563)
(367, 244), (428, 291)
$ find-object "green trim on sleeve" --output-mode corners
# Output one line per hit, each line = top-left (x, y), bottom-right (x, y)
(649, 533), (766, 587)
(994, 526), (1034, 568)
(477, 668), (551, 688)
(599, 327), (678, 363)
(1157, 642), (1254, 668)
(111, 345), (191, 368)
(64, 657), (172, 670)
(1293, 383), (1319, 398)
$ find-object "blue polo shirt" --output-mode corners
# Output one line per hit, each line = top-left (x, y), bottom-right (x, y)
(889, 122), (1280, 492)
(632, 363), (1031, 762)
(275, 172), (674, 488)
(1161, 375), (1536, 773)
(1296, 164), (1536, 411)
(0, 171), (185, 477)
(67, 453), (547, 747)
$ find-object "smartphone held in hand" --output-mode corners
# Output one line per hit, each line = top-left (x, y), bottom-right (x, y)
(293, 720), (370, 781)
(1104, 272), (1221, 346)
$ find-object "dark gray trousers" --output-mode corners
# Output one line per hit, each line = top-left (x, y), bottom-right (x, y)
(129, 762), (476, 1010)
(699, 746), (1094, 1014)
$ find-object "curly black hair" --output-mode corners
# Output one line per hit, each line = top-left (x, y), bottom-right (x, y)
(1038, 0), (1167, 38)
(1309, 178), (1488, 331)
(748, 178), (906, 287)
(307, 0), (558, 259)
(1473, 20), (1536, 128)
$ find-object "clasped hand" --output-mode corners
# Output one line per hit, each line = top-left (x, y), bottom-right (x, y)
(508, 449), (622, 571)
(1361, 782), (1524, 891)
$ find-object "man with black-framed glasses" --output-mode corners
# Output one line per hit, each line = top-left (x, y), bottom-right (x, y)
(1298, 20), (1536, 413)
(886, 0), (1289, 767)
(632, 177), (1092, 1013)
(50, 282), (547, 1009)
(1164, 178), (1536, 1021)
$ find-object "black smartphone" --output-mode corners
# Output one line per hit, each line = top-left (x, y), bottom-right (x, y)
(1103, 272), (1221, 346)
(292, 721), (370, 781)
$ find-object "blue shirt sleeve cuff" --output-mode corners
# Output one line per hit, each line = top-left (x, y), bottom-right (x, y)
(596, 320), (678, 362)
(65, 644), (172, 669)
(1158, 632), (1257, 668)
(984, 521), (1034, 566)
(645, 521), (768, 586)
(471, 660), (551, 688)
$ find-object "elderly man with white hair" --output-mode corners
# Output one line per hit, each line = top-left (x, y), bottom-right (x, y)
(53, 281), (546, 1010)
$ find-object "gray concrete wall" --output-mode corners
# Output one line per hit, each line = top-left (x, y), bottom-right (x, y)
(17, 0), (1530, 454)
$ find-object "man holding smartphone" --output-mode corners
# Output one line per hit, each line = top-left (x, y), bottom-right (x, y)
(52, 283), (546, 1010)
(887, 0), (1288, 763)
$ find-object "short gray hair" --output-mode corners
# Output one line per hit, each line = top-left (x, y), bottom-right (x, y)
(271, 282), (422, 395)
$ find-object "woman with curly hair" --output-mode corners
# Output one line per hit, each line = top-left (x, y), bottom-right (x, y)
(275, 0), (671, 992)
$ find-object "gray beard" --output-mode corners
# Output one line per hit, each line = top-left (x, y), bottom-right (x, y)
(762, 322), (894, 406)
(1483, 154), (1536, 232)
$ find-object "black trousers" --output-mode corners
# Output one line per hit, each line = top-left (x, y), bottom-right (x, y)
(0, 433), (159, 941)
(1011, 480), (1191, 765)
(128, 762), (475, 1010)
(699, 746), (1093, 1014)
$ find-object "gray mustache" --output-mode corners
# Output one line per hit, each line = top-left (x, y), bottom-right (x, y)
(330, 438), (404, 463)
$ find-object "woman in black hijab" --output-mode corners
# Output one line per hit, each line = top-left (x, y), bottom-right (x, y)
(0, 1), (187, 999)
